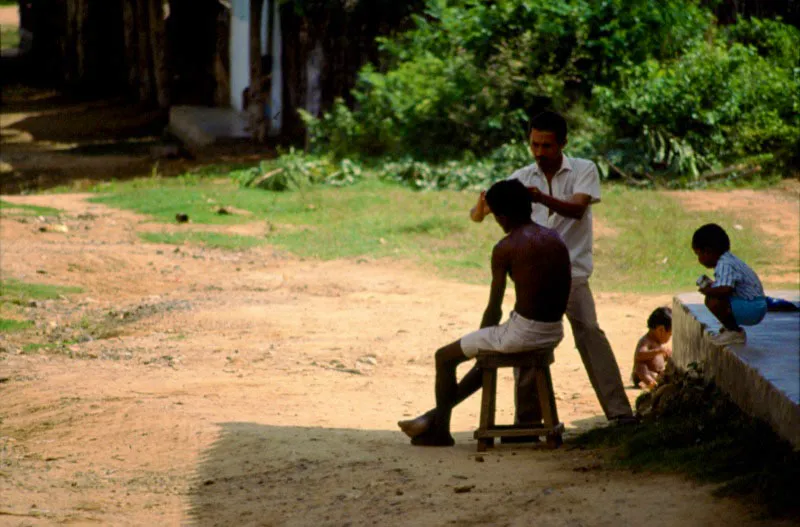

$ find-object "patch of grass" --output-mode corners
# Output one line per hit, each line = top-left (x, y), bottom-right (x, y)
(0, 25), (19, 51)
(139, 231), (266, 250)
(0, 200), (62, 217)
(90, 177), (267, 225)
(1, 278), (83, 306)
(21, 343), (53, 354)
(572, 380), (800, 519)
(0, 318), (33, 332)
(592, 185), (788, 292)
(86, 175), (794, 292)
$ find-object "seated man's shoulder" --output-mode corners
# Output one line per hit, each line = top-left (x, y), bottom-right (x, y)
(539, 224), (568, 247)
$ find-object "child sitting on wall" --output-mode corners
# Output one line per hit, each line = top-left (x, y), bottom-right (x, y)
(632, 306), (672, 390)
(692, 223), (767, 346)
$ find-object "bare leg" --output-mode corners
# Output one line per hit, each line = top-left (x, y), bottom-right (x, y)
(705, 296), (740, 331)
(636, 363), (658, 390)
(398, 360), (483, 438)
(400, 341), (470, 446)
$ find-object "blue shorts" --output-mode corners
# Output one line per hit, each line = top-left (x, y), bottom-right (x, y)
(731, 296), (767, 326)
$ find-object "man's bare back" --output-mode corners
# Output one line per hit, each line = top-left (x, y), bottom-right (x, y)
(494, 223), (571, 322)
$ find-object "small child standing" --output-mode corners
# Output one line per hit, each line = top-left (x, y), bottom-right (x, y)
(632, 306), (672, 390)
(692, 223), (767, 346)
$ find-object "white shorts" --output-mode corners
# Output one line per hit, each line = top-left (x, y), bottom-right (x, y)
(460, 311), (564, 359)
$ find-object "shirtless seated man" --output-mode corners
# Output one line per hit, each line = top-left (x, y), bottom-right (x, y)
(398, 179), (572, 446)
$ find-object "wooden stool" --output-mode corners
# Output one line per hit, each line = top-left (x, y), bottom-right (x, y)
(473, 348), (563, 451)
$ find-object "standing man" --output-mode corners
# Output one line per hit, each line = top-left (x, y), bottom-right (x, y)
(470, 110), (636, 427)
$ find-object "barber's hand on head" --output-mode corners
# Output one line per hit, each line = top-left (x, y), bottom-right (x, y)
(528, 186), (542, 203)
(480, 190), (491, 214)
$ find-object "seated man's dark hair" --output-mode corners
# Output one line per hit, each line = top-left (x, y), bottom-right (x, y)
(647, 306), (672, 331)
(485, 179), (532, 223)
(530, 110), (568, 144)
(692, 223), (730, 253)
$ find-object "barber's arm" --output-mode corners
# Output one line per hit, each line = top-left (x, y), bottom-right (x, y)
(529, 188), (591, 220)
(470, 190), (491, 222)
(480, 245), (507, 328)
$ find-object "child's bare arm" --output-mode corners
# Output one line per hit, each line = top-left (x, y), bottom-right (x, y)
(634, 342), (668, 362)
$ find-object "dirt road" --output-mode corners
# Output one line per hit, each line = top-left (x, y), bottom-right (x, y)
(1, 190), (796, 526)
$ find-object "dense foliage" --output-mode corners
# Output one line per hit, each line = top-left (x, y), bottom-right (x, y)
(296, 0), (799, 187)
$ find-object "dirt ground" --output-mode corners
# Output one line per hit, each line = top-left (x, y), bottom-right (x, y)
(0, 186), (798, 527)
(1, 32), (799, 524)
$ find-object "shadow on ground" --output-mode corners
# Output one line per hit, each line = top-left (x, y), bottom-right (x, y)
(186, 422), (591, 527)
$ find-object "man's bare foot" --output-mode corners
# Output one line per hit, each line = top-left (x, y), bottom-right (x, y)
(397, 414), (432, 439)
(410, 428), (455, 447)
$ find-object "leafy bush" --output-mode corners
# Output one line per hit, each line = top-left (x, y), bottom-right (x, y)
(594, 31), (800, 180)
(294, 2), (797, 184)
(231, 149), (364, 191)
(303, 0), (711, 161)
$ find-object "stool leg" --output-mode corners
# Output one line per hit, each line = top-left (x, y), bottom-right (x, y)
(535, 366), (562, 448)
(477, 367), (497, 452)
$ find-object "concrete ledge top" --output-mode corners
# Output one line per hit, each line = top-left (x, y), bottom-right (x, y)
(169, 105), (250, 150)
(676, 291), (800, 404)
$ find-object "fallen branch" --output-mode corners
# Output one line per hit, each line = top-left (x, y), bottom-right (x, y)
(606, 160), (649, 187)
(250, 168), (283, 187)
(699, 164), (761, 181)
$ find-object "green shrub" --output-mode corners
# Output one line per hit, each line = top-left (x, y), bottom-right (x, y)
(232, 149), (364, 191)
(594, 34), (800, 179)
(303, 0), (711, 161)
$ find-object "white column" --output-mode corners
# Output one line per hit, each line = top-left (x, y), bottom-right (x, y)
(229, 0), (250, 111)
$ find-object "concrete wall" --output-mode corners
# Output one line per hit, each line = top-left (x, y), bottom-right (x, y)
(672, 292), (800, 448)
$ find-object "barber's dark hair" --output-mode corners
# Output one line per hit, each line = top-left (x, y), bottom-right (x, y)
(530, 110), (568, 144)
(647, 306), (672, 331)
(485, 179), (532, 223)
(691, 223), (730, 253)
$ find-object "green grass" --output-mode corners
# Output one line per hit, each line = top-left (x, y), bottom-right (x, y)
(86, 175), (795, 293)
(139, 231), (266, 251)
(1, 278), (83, 306)
(0, 318), (33, 332)
(21, 343), (52, 354)
(90, 176), (499, 282)
(0, 24), (19, 51)
(0, 200), (62, 217)
(591, 185), (788, 292)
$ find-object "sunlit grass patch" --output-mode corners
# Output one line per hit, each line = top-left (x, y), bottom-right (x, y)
(1, 278), (83, 306)
(593, 185), (788, 292)
(139, 231), (266, 251)
(0, 318), (33, 332)
(0, 25), (19, 51)
(0, 200), (62, 217)
(21, 343), (54, 354)
(91, 179), (267, 225)
(86, 173), (793, 293)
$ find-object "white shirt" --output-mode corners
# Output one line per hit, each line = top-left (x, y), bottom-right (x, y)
(508, 155), (601, 278)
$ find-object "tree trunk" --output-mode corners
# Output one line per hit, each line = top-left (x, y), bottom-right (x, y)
(135, 0), (154, 102)
(148, 0), (170, 108)
(249, 0), (266, 141)
(122, 0), (139, 94)
(213, 10), (230, 107)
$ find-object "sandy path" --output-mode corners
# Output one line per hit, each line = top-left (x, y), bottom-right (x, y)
(0, 6), (17, 26)
(0, 192), (795, 526)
